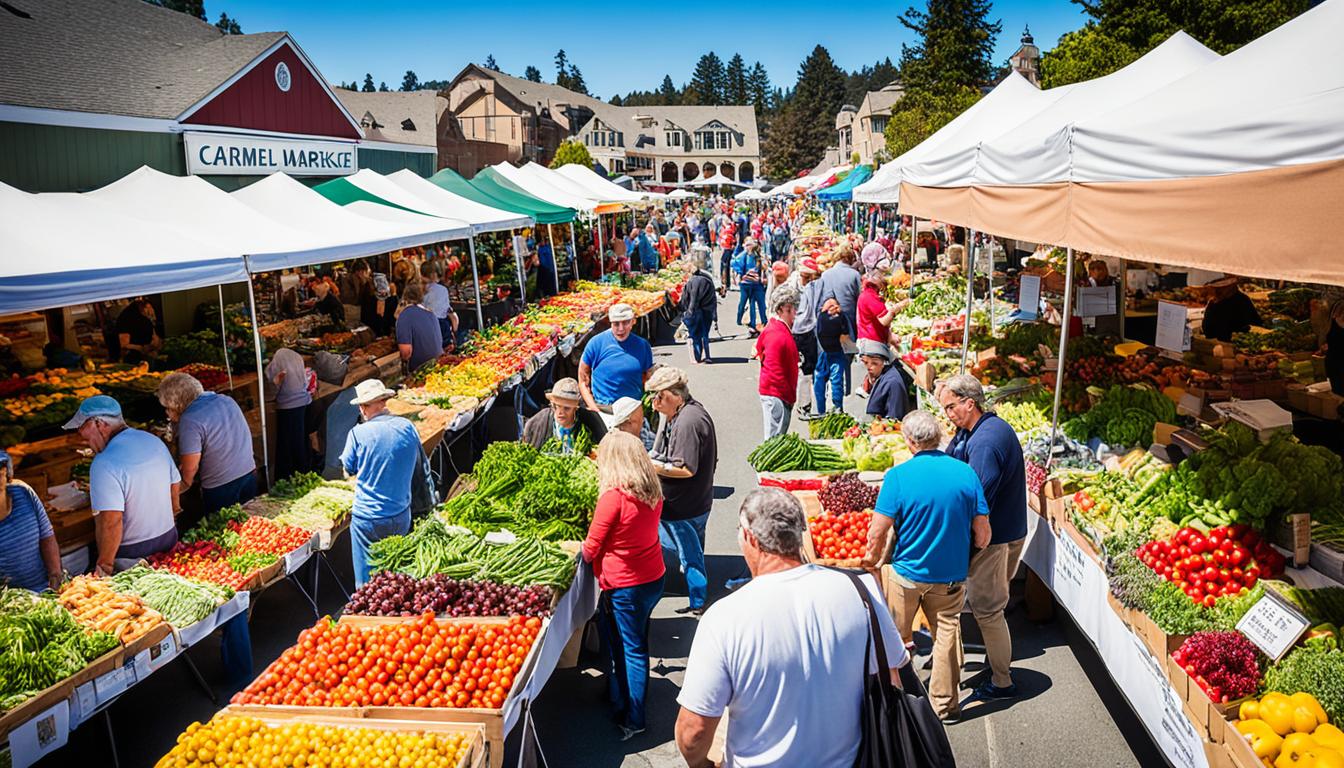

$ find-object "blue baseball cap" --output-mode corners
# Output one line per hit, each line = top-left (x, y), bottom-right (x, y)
(63, 395), (123, 430)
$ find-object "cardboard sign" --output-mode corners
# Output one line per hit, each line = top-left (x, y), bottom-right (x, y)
(133, 635), (178, 679)
(8, 700), (69, 768)
(93, 662), (133, 703)
(1236, 591), (1311, 661)
(1155, 301), (1191, 352)
(1078, 286), (1117, 317)
(1018, 275), (1041, 320)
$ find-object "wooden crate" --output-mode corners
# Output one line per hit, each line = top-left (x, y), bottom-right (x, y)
(0, 646), (122, 740)
(218, 706), (488, 768)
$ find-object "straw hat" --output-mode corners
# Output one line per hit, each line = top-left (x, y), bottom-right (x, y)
(350, 379), (396, 405)
(546, 378), (583, 405)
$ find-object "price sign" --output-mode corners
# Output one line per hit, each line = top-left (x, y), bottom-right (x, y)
(71, 682), (96, 726)
(8, 700), (69, 768)
(93, 662), (133, 703)
(1236, 591), (1310, 661)
(1155, 300), (1191, 352)
(1077, 286), (1117, 317)
(1018, 275), (1042, 320)
(133, 635), (178, 679)
(283, 535), (316, 574)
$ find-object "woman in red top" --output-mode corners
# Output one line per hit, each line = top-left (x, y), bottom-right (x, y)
(753, 284), (800, 440)
(582, 431), (665, 740)
(856, 268), (906, 345)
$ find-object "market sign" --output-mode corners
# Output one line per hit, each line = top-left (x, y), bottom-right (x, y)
(184, 132), (357, 177)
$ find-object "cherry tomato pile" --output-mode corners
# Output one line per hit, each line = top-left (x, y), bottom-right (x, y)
(1135, 524), (1286, 607)
(231, 516), (312, 556)
(157, 715), (474, 768)
(809, 510), (873, 561)
(147, 541), (257, 591)
(233, 613), (541, 711)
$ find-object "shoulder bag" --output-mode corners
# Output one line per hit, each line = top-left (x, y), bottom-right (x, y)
(844, 572), (957, 768)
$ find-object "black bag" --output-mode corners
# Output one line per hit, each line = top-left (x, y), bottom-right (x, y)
(845, 573), (957, 768)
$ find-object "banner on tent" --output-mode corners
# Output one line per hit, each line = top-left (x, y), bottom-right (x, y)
(184, 132), (358, 176)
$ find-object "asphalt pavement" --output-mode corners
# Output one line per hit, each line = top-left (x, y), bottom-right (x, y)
(47, 295), (1169, 768)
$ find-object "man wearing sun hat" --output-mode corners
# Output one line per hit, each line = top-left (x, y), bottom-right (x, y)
(65, 395), (181, 575)
(341, 379), (420, 586)
(522, 377), (607, 453)
(579, 303), (655, 413)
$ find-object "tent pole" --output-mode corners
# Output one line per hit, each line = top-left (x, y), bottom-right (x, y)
(567, 222), (578, 285)
(546, 224), (560, 294)
(987, 236), (997, 336)
(242, 257), (270, 486)
(596, 215), (606, 279)
(1120, 258), (1128, 340)
(1045, 247), (1076, 469)
(960, 228), (977, 373)
(217, 284), (233, 390)
(911, 217), (919, 285)
(467, 237), (484, 331)
(511, 228), (526, 308)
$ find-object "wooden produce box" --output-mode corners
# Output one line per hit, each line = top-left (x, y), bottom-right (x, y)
(1131, 611), (1189, 683)
(1223, 723), (1268, 768)
(1105, 591), (1132, 629)
(1204, 739), (1236, 768)
(0, 645), (122, 740)
(1168, 663), (1245, 744)
(219, 706), (488, 768)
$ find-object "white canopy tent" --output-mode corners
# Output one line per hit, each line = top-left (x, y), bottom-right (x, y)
(852, 73), (1060, 204)
(515, 163), (628, 210)
(0, 181), (243, 314)
(666, 188), (698, 199)
(231, 173), (468, 272)
(766, 172), (823, 197)
(734, 188), (766, 200)
(551, 164), (649, 204)
(333, 170), (477, 234)
(490, 163), (599, 213)
(384, 169), (533, 233)
(685, 171), (747, 188)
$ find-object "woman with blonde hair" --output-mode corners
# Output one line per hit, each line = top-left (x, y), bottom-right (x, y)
(582, 430), (666, 741)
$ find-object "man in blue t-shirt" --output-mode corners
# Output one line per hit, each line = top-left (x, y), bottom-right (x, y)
(341, 379), (422, 586)
(578, 303), (654, 411)
(939, 374), (1028, 702)
(863, 410), (989, 722)
(0, 450), (62, 592)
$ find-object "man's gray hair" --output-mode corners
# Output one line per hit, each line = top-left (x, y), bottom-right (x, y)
(941, 373), (986, 409)
(739, 487), (806, 557)
(91, 414), (126, 430)
(156, 371), (204, 413)
(901, 410), (942, 450)
(769, 284), (800, 315)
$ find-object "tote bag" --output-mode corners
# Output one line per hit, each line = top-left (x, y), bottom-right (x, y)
(845, 573), (957, 768)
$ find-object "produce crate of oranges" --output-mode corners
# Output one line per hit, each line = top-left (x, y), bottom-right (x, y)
(155, 711), (487, 768)
(232, 613), (544, 712)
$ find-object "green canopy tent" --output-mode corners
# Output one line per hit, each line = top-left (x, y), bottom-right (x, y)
(429, 168), (576, 225)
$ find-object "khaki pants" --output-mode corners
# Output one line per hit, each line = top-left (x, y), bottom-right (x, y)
(962, 538), (1026, 688)
(892, 574), (966, 719)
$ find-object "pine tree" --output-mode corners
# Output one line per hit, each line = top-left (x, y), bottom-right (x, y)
(554, 50), (570, 86)
(898, 0), (1002, 91)
(215, 12), (241, 34)
(688, 52), (726, 105)
(610, 94), (625, 106)
(659, 75), (679, 105)
(378, 82), (389, 92)
(361, 74), (375, 93)
(567, 65), (588, 95)
(747, 62), (772, 115)
(524, 65), (542, 82)
(145, 0), (205, 20)
(724, 54), (748, 105)
(484, 54), (499, 71)
(400, 70), (419, 91)
(764, 45), (845, 179)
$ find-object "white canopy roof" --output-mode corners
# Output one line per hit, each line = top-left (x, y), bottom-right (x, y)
(855, 73), (1067, 202)
(335, 169), (477, 234)
(767, 172), (822, 196)
(666, 188), (699, 199)
(551, 164), (648, 204)
(384, 169), (532, 233)
(964, 32), (1219, 186)
(1070, 4), (1344, 183)
(516, 162), (628, 209)
(734, 188), (766, 200)
(490, 163), (598, 212)
(0, 181), (244, 314)
(685, 171), (747, 188)
(231, 173), (463, 271)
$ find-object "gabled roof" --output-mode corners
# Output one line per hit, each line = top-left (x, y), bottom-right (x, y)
(578, 104), (760, 157)
(448, 64), (606, 130)
(0, 0), (289, 119)
(858, 83), (905, 119)
(331, 89), (439, 147)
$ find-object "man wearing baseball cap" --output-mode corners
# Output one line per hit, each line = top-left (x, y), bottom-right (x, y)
(605, 396), (645, 439)
(65, 395), (181, 575)
(341, 379), (421, 586)
(522, 377), (606, 453)
(579, 304), (654, 414)
(646, 367), (718, 614)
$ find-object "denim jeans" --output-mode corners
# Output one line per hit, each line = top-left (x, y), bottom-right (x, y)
(198, 470), (257, 686)
(683, 310), (712, 362)
(351, 510), (412, 587)
(760, 395), (791, 440)
(814, 350), (847, 414)
(597, 575), (664, 730)
(736, 281), (765, 328)
(659, 511), (709, 609)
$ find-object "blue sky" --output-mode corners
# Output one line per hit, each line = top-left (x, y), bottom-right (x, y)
(218, 0), (1089, 97)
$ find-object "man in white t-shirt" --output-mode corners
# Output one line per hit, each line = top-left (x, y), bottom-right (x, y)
(675, 488), (908, 768)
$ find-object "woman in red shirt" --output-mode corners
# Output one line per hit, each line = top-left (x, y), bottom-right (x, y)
(582, 430), (666, 740)
(856, 268), (907, 344)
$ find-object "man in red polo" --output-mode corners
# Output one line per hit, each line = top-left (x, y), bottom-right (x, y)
(753, 284), (800, 440)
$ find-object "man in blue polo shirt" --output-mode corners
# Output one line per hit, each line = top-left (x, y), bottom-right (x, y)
(863, 409), (989, 722)
(341, 379), (421, 587)
(578, 303), (654, 411)
(939, 374), (1028, 702)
